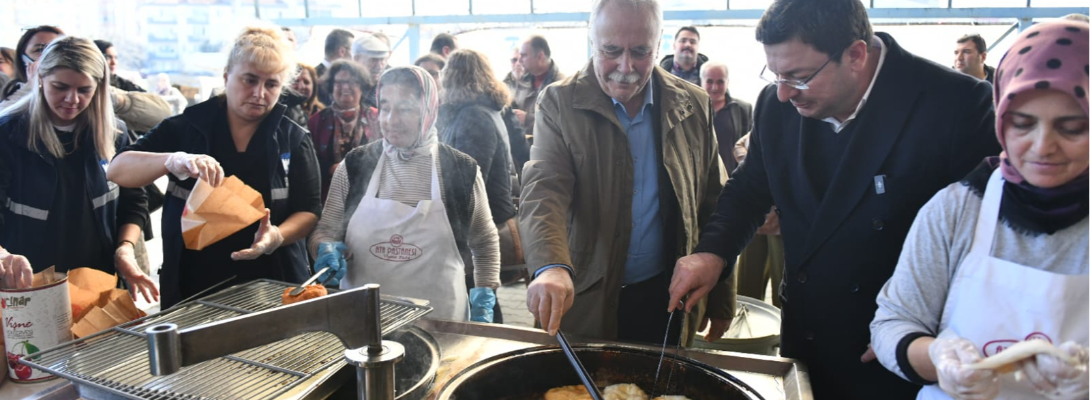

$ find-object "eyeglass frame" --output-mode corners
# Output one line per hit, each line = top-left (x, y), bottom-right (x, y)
(759, 48), (845, 91)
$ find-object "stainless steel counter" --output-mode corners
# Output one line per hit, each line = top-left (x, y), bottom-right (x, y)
(5, 318), (812, 400)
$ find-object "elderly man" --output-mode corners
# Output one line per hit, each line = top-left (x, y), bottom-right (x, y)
(352, 32), (391, 108)
(521, 0), (732, 346)
(668, 0), (1000, 398)
(659, 26), (707, 86)
(513, 34), (565, 139)
(700, 61), (751, 173)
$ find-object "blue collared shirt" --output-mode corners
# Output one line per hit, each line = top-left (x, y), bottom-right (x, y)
(611, 83), (666, 285)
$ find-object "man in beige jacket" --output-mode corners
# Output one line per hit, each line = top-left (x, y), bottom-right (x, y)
(520, 0), (732, 346)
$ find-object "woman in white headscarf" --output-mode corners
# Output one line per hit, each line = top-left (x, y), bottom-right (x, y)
(309, 66), (500, 322)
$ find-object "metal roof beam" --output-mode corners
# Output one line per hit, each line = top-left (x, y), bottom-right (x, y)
(273, 7), (1087, 26)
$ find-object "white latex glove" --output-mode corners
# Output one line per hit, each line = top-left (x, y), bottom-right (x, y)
(164, 152), (224, 186)
(231, 209), (284, 260)
(930, 337), (1000, 400)
(0, 251), (33, 289)
(1020, 341), (1089, 400)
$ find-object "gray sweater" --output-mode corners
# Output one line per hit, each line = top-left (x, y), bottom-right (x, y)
(870, 182), (1088, 382)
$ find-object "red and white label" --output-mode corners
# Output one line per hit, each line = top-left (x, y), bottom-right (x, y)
(369, 234), (424, 262)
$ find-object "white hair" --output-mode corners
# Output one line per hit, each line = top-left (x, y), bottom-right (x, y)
(589, 0), (663, 41)
(700, 60), (729, 80)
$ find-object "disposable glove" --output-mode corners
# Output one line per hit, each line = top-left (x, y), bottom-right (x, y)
(0, 251), (33, 290)
(469, 287), (496, 323)
(164, 151), (224, 186)
(231, 210), (284, 260)
(1021, 341), (1088, 400)
(315, 242), (348, 286)
(930, 337), (999, 400)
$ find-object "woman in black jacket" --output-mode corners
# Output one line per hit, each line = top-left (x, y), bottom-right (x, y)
(108, 26), (321, 308)
(0, 36), (156, 301)
(437, 49), (522, 322)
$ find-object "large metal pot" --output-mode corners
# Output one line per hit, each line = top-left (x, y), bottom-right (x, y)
(437, 344), (765, 400)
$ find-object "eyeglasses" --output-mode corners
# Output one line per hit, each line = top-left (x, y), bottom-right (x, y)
(759, 50), (842, 91)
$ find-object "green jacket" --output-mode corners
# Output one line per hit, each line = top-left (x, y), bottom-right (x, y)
(519, 60), (733, 346)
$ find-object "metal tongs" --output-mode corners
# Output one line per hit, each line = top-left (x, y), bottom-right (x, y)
(651, 298), (685, 398)
(288, 267), (330, 296)
(556, 330), (604, 400)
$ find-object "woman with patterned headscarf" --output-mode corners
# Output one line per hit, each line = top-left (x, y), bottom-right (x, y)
(309, 66), (500, 322)
(871, 21), (1088, 400)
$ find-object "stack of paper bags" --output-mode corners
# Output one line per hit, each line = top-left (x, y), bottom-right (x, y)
(68, 268), (146, 338)
(181, 175), (265, 250)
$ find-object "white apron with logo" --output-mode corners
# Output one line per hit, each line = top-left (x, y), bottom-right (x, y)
(917, 169), (1089, 400)
(343, 148), (468, 321)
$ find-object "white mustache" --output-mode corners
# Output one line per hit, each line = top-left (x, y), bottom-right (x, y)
(607, 71), (640, 84)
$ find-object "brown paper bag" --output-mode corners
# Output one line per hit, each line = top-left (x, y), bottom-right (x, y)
(67, 268), (117, 321)
(181, 175), (265, 250)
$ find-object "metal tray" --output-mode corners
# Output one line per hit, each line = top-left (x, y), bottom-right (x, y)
(20, 279), (432, 400)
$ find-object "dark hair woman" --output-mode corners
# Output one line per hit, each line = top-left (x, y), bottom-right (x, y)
(307, 59), (376, 201)
(0, 25), (64, 104)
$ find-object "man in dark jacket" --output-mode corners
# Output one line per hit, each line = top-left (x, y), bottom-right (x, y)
(93, 40), (145, 92)
(658, 26), (707, 86)
(668, 0), (1000, 398)
(513, 35), (565, 140)
(699, 60), (751, 173)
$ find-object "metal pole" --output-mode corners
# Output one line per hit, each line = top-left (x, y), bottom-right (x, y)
(530, 0), (535, 14)
(358, 0), (363, 18)
(408, 25), (421, 64)
(304, 0), (310, 18)
(947, 0), (952, 8)
(988, 23), (1019, 53)
(253, 0), (260, 19)
(469, 0), (473, 15)
(412, 0), (416, 16)
(1018, 17), (1033, 32)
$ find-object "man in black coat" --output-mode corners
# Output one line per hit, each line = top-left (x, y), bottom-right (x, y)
(666, 0), (1000, 398)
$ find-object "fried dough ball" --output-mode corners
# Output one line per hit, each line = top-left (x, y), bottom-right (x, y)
(602, 383), (648, 400)
(544, 385), (592, 400)
(281, 285), (328, 305)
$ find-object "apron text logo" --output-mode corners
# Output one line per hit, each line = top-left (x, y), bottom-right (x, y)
(370, 234), (424, 262)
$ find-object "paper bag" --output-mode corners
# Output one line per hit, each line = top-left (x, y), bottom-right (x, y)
(182, 175), (265, 250)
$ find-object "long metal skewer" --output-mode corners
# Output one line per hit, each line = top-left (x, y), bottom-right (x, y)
(556, 330), (604, 400)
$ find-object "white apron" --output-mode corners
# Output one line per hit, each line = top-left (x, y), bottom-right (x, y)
(917, 169), (1089, 400)
(343, 148), (469, 321)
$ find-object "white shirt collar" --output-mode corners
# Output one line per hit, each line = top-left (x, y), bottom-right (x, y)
(823, 36), (887, 133)
(321, 59), (332, 68)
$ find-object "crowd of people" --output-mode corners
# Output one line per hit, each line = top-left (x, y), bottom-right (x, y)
(0, 1), (1085, 399)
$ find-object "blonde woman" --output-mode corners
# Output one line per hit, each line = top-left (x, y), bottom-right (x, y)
(0, 36), (157, 302)
(108, 26), (321, 308)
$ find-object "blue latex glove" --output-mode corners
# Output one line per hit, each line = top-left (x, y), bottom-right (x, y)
(315, 242), (348, 286)
(469, 287), (496, 323)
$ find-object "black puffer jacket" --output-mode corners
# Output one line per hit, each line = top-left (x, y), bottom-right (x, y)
(437, 95), (517, 223)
